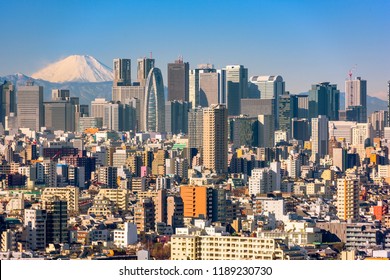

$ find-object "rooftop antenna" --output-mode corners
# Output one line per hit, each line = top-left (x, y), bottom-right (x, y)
(347, 65), (357, 108)
(150, 51), (153, 59)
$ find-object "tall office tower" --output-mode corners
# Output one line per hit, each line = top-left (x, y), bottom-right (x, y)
(351, 123), (373, 146)
(188, 107), (203, 150)
(143, 67), (165, 132)
(203, 104), (228, 174)
(279, 93), (292, 134)
(43, 199), (68, 244)
(199, 66), (218, 107)
(44, 101), (74, 132)
(24, 209), (47, 250)
(217, 69), (226, 104)
(167, 196), (184, 230)
(308, 82), (340, 120)
(17, 82), (44, 131)
(189, 69), (200, 108)
(345, 77), (367, 122)
(258, 114), (275, 148)
(167, 58), (189, 101)
(165, 100), (190, 134)
(249, 75), (284, 127)
(91, 98), (109, 119)
(337, 177), (360, 221)
(369, 110), (388, 138)
(98, 166), (118, 188)
(240, 99), (275, 117)
(51, 89), (70, 101)
(102, 102), (135, 131)
(0, 81), (16, 126)
(113, 58), (131, 86)
(225, 65), (248, 116)
(294, 95), (309, 119)
(311, 115), (329, 162)
(137, 57), (155, 86)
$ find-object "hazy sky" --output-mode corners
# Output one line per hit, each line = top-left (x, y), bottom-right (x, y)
(1, 0), (389, 99)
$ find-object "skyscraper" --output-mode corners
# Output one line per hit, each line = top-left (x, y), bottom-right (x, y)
(188, 107), (203, 150)
(165, 100), (190, 134)
(308, 82), (340, 120)
(113, 58), (131, 86)
(248, 75), (285, 128)
(189, 69), (200, 108)
(311, 115), (329, 162)
(44, 101), (74, 132)
(0, 81), (16, 127)
(199, 69), (219, 107)
(258, 114), (275, 148)
(225, 65), (248, 116)
(202, 104), (228, 174)
(17, 82), (44, 131)
(143, 67), (165, 132)
(345, 77), (367, 122)
(168, 58), (189, 101)
(137, 57), (155, 87)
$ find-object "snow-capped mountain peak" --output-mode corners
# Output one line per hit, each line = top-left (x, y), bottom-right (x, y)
(31, 55), (113, 83)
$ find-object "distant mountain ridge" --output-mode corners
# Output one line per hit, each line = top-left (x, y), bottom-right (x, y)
(31, 55), (113, 83)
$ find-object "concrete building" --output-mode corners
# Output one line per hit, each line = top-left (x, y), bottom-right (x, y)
(180, 186), (212, 219)
(188, 107), (203, 150)
(24, 209), (47, 250)
(17, 82), (44, 131)
(94, 188), (129, 212)
(167, 58), (189, 101)
(0, 81), (16, 127)
(41, 186), (79, 214)
(137, 57), (155, 87)
(225, 65), (248, 116)
(44, 101), (74, 132)
(345, 77), (367, 122)
(167, 196), (184, 230)
(43, 199), (68, 245)
(337, 177), (360, 221)
(113, 58), (131, 86)
(202, 104), (228, 174)
(308, 82), (340, 120)
(91, 98), (109, 120)
(258, 114), (275, 148)
(311, 115), (329, 162)
(170, 235), (301, 260)
(165, 100), (190, 134)
(113, 222), (137, 247)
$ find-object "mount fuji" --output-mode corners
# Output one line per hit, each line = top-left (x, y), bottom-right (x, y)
(31, 55), (113, 83)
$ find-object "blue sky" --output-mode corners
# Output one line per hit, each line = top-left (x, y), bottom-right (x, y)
(1, 0), (389, 99)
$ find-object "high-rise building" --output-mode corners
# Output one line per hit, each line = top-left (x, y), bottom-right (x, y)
(17, 82), (44, 131)
(168, 58), (189, 101)
(369, 110), (388, 138)
(137, 57), (155, 87)
(189, 69), (200, 108)
(44, 101), (74, 132)
(249, 75), (284, 128)
(91, 98), (109, 119)
(308, 82), (340, 120)
(279, 93), (292, 134)
(0, 81), (16, 126)
(225, 65), (248, 116)
(199, 68), (219, 107)
(143, 67), (165, 132)
(52, 89), (70, 101)
(202, 104), (228, 174)
(134, 198), (155, 232)
(43, 199), (68, 245)
(311, 115), (329, 162)
(258, 114), (275, 148)
(249, 168), (274, 196)
(337, 177), (360, 221)
(113, 58), (131, 86)
(103, 102), (136, 131)
(333, 148), (347, 172)
(180, 186), (213, 219)
(188, 107), (203, 150)
(165, 100), (190, 134)
(24, 209), (47, 250)
(98, 166), (118, 188)
(345, 77), (367, 122)
(229, 115), (259, 148)
(167, 196), (184, 230)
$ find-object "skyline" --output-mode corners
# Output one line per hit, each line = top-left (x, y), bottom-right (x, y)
(1, 0), (390, 99)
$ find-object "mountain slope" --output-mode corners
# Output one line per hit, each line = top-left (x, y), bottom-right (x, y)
(31, 55), (113, 83)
